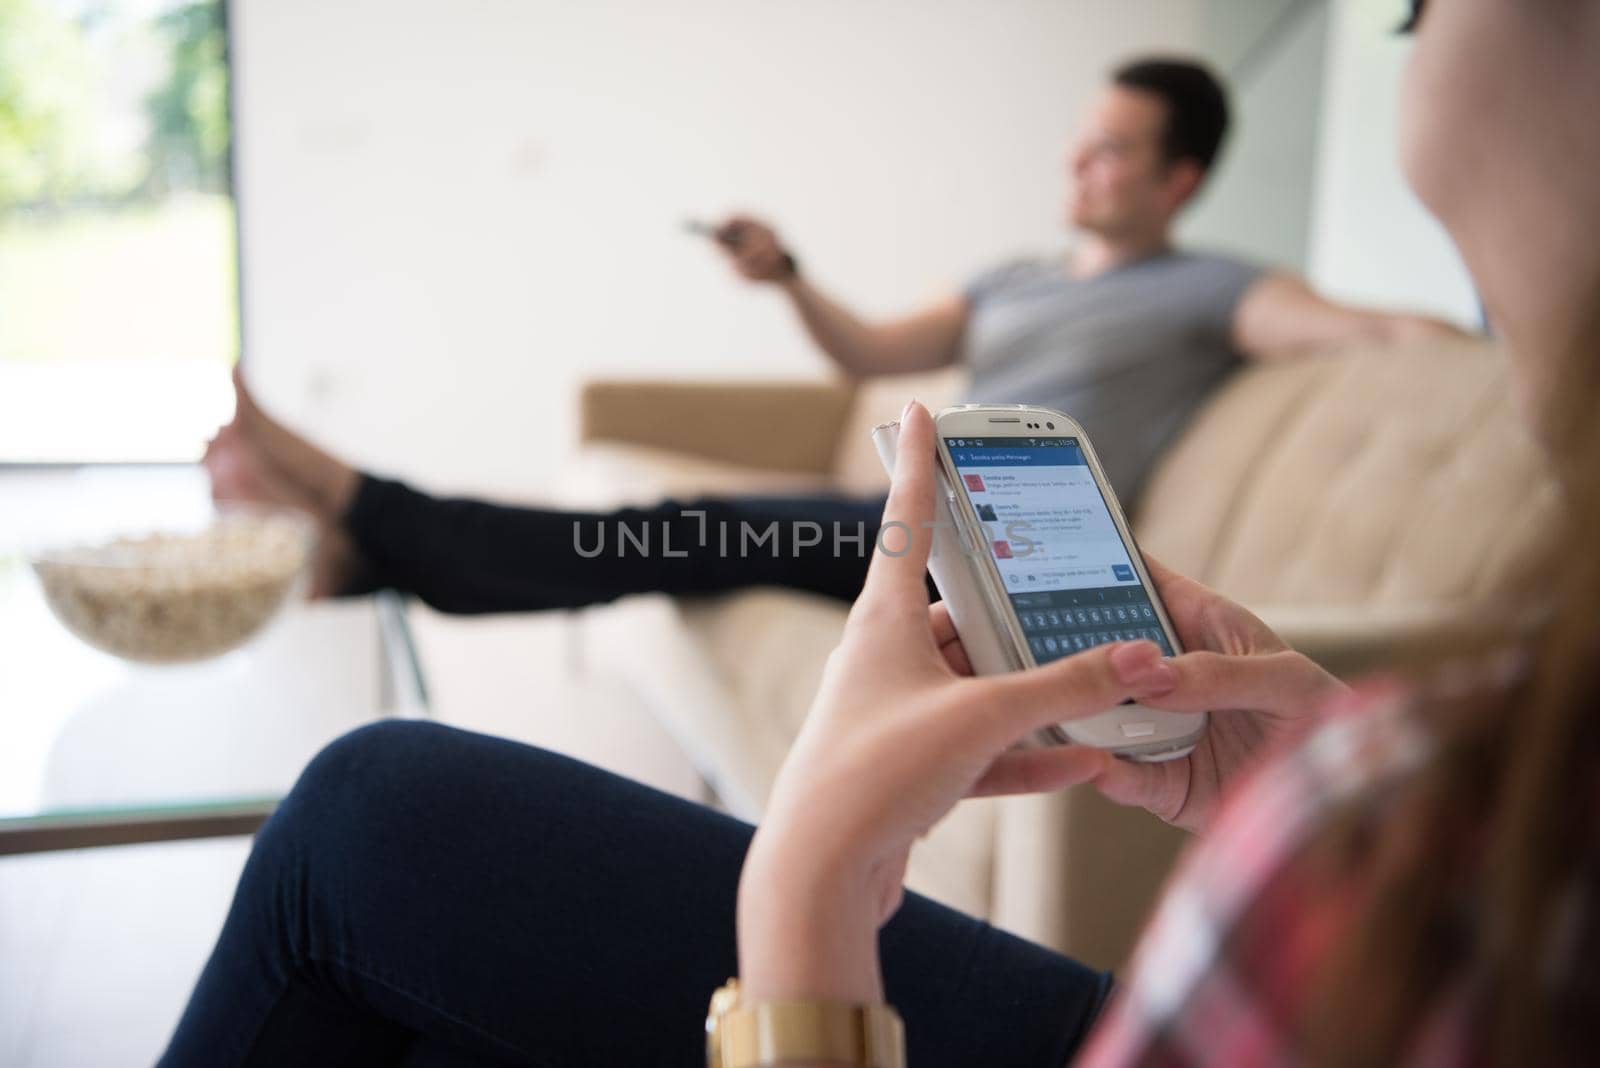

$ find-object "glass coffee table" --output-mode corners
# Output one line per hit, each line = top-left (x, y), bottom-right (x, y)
(0, 466), (429, 856)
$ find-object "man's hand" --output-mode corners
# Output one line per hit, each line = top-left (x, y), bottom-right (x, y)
(708, 213), (966, 376)
(713, 214), (798, 283)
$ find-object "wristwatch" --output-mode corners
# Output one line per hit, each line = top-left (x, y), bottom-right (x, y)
(705, 978), (905, 1068)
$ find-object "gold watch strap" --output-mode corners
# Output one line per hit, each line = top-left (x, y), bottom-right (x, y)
(708, 981), (905, 1068)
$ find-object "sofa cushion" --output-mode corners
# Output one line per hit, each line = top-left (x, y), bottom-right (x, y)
(552, 441), (837, 510)
(581, 587), (1000, 920)
(678, 588), (1001, 919)
(1136, 336), (1558, 606)
(830, 369), (969, 496)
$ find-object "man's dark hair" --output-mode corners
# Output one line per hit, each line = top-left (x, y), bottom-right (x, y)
(1111, 58), (1231, 173)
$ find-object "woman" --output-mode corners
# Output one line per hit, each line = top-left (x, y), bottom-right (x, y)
(161, 0), (1600, 1063)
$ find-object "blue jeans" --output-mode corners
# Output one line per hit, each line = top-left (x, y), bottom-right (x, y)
(159, 722), (1110, 1066)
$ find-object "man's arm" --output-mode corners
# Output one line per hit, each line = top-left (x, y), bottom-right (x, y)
(1231, 271), (1474, 363)
(780, 279), (968, 377)
(717, 215), (968, 377)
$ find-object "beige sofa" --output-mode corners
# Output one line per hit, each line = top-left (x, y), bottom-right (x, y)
(558, 335), (1557, 971)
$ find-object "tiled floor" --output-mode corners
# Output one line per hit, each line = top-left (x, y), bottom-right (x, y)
(1, 605), (707, 1066)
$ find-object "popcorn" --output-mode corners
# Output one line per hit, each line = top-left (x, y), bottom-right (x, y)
(32, 513), (312, 663)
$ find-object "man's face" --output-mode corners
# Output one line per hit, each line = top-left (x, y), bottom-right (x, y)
(1065, 86), (1186, 236)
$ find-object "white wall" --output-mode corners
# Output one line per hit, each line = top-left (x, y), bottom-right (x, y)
(1307, 0), (1479, 325)
(1181, 1), (1329, 270)
(231, 1), (1325, 498)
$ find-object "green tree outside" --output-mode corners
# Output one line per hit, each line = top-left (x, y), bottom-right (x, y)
(0, 0), (230, 212)
(0, 0), (237, 380)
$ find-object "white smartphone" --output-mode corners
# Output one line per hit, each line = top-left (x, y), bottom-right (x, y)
(932, 404), (1205, 761)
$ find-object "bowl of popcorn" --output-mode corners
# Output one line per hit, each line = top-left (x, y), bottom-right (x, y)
(28, 505), (317, 664)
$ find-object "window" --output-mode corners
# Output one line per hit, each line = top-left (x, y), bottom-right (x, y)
(0, 0), (237, 463)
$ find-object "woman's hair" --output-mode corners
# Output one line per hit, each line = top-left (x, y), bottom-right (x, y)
(1305, 297), (1600, 1065)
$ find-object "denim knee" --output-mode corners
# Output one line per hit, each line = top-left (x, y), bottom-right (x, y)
(290, 720), (452, 805)
(251, 721), (459, 868)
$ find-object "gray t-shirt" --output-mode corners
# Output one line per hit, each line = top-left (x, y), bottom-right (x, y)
(961, 251), (1263, 504)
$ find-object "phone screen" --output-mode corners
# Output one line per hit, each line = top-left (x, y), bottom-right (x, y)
(943, 436), (1174, 665)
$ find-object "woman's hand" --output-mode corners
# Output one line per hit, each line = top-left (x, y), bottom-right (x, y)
(1009, 555), (1349, 832)
(734, 402), (1347, 1007)
(737, 396), (1146, 1002)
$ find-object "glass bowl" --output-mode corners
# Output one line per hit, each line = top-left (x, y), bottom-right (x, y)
(28, 504), (317, 664)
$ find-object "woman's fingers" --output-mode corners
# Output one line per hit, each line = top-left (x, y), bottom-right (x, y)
(961, 639), (1307, 736)
(967, 745), (1112, 797)
(1139, 553), (1183, 589)
(1134, 649), (1347, 715)
(1140, 552), (1288, 656)
(928, 603), (974, 676)
(1075, 749), (1193, 826)
(858, 402), (939, 606)
(966, 641), (1339, 750)
(971, 742), (1192, 826)
(969, 640), (1165, 743)
(966, 744), (1192, 828)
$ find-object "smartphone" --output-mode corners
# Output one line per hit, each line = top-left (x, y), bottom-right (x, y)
(933, 404), (1205, 761)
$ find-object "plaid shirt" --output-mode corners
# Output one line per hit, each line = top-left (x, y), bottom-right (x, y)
(1076, 681), (1483, 1068)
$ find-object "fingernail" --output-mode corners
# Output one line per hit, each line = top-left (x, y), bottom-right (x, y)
(1110, 642), (1176, 695)
(901, 398), (918, 421)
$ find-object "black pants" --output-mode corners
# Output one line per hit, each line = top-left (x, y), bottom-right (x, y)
(159, 722), (1111, 1066)
(343, 475), (895, 613)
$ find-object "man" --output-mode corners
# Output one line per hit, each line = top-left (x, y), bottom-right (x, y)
(209, 57), (1463, 612)
(716, 58), (1458, 498)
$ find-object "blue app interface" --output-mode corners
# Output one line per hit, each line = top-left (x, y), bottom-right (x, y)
(945, 436), (1173, 664)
